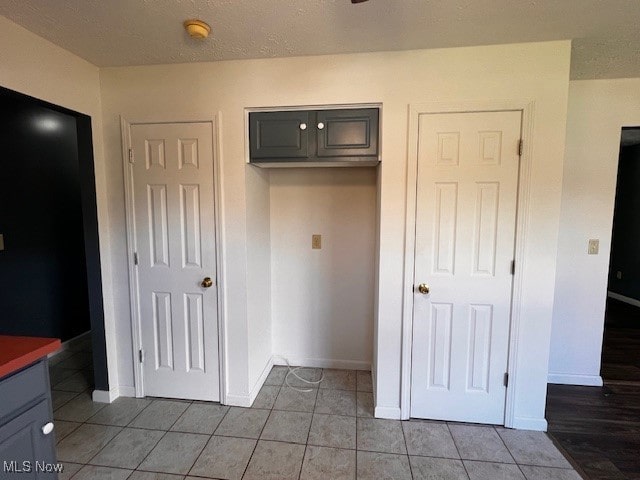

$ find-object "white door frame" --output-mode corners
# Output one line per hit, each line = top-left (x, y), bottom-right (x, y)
(400, 100), (535, 426)
(120, 116), (227, 403)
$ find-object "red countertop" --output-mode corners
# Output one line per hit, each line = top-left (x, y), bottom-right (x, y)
(0, 335), (61, 379)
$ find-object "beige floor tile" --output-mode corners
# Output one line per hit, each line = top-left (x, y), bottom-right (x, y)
(314, 389), (356, 416)
(138, 431), (208, 474)
(300, 445), (356, 480)
(273, 386), (318, 412)
(87, 397), (152, 427)
(285, 368), (323, 389)
(52, 390), (79, 410)
(56, 423), (122, 463)
(357, 451), (412, 480)
(72, 465), (132, 480)
(54, 420), (81, 443)
(129, 400), (189, 430)
(320, 369), (356, 390)
(497, 429), (572, 468)
(252, 385), (280, 409)
(214, 407), (269, 439)
(54, 391), (106, 422)
(402, 421), (460, 458)
(129, 472), (184, 480)
(308, 413), (356, 449)
(170, 403), (229, 434)
(464, 460), (526, 480)
(58, 462), (83, 480)
(356, 371), (373, 392)
(356, 391), (374, 418)
(243, 440), (306, 480)
(189, 435), (256, 480)
(264, 366), (288, 386)
(357, 418), (407, 454)
(410, 456), (470, 480)
(89, 427), (164, 469)
(53, 371), (92, 392)
(449, 424), (515, 463)
(260, 410), (312, 444)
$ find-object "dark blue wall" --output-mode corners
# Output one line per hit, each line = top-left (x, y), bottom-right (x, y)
(0, 87), (108, 391)
(608, 142), (640, 301)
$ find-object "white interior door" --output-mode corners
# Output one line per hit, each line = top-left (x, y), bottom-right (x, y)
(410, 110), (521, 424)
(130, 122), (219, 401)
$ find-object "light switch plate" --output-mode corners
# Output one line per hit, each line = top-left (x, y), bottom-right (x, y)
(312, 234), (322, 249)
(0, 234), (4, 251)
(588, 239), (599, 255)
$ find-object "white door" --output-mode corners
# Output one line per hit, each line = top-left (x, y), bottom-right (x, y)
(410, 110), (521, 424)
(130, 122), (219, 401)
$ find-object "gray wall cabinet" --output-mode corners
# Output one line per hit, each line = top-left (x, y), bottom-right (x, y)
(250, 108), (379, 167)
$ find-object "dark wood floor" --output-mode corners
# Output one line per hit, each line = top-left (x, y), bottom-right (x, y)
(546, 299), (640, 480)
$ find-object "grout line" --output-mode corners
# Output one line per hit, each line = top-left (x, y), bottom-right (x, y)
(402, 420), (413, 478)
(493, 425), (517, 464)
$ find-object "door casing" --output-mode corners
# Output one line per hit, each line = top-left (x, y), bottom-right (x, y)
(401, 100), (535, 426)
(120, 116), (227, 403)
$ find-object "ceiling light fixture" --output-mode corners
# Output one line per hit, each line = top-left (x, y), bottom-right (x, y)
(184, 19), (211, 39)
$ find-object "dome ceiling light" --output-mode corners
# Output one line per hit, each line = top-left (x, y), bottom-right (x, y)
(184, 19), (211, 39)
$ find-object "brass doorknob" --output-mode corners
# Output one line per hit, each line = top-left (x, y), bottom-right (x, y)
(417, 283), (430, 294)
(201, 277), (213, 288)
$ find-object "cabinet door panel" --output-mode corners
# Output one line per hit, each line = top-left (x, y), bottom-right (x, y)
(250, 111), (310, 159)
(316, 109), (378, 158)
(0, 401), (57, 479)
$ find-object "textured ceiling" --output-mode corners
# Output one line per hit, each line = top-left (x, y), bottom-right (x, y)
(1, 0), (639, 79)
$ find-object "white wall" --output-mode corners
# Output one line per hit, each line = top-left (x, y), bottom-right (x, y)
(270, 168), (377, 369)
(550, 79), (640, 386)
(100, 40), (571, 428)
(0, 16), (118, 392)
(246, 166), (272, 394)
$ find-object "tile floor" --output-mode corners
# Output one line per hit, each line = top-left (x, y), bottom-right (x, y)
(50, 343), (583, 479)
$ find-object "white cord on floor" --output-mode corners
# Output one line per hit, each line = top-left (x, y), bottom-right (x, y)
(272, 355), (325, 392)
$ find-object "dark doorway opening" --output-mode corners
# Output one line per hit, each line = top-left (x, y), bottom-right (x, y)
(0, 86), (108, 392)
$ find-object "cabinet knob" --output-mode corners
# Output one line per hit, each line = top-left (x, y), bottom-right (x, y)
(42, 422), (54, 435)
(299, 123), (307, 130)
(317, 122), (325, 130)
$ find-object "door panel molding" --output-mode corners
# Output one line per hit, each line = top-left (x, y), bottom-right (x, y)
(401, 100), (535, 427)
(120, 116), (226, 403)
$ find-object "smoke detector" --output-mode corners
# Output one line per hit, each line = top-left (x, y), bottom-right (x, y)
(184, 19), (211, 39)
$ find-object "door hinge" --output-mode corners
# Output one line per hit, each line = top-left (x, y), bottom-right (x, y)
(128, 148), (134, 163)
(518, 140), (523, 156)
(139, 349), (144, 363)
(504, 373), (509, 387)
(134, 252), (139, 265)
(511, 260), (515, 275)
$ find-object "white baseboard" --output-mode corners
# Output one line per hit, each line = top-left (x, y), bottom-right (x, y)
(117, 386), (136, 397)
(48, 331), (91, 360)
(249, 356), (275, 405)
(223, 356), (274, 408)
(272, 355), (371, 371)
(374, 406), (401, 420)
(547, 373), (603, 386)
(510, 416), (548, 431)
(608, 291), (640, 308)
(225, 393), (252, 407)
(92, 388), (119, 403)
